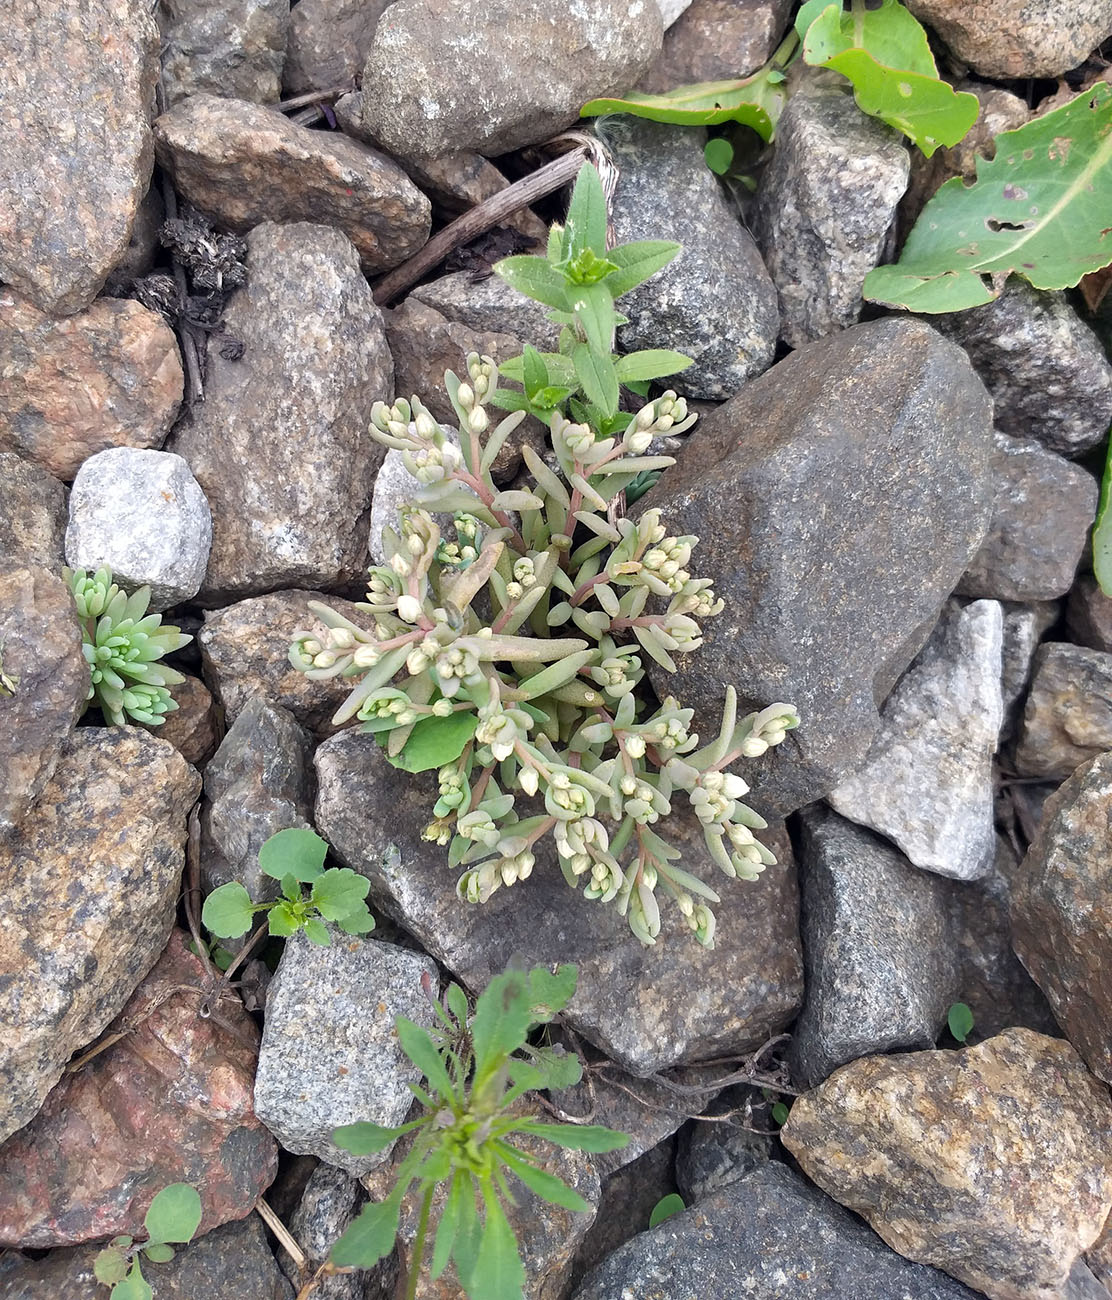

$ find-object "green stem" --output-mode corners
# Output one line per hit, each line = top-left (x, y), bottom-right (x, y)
(404, 1188), (435, 1300)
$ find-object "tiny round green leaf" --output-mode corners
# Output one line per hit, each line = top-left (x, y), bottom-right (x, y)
(94, 1247), (130, 1285)
(142, 1243), (175, 1264)
(143, 1183), (202, 1244)
(947, 1001), (975, 1044)
(201, 882), (254, 939)
(259, 827), (328, 882)
(703, 137), (734, 175)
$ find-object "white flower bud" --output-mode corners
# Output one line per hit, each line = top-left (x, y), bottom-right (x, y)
(352, 644), (381, 668)
(519, 766), (540, 797)
(432, 698), (454, 717)
(396, 594), (423, 624)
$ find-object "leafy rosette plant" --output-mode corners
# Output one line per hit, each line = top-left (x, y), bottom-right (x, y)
(94, 1182), (202, 1299)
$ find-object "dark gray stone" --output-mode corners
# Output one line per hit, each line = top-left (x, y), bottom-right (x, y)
(0, 455), (67, 570)
(675, 1085), (774, 1204)
(1014, 642), (1112, 779)
(280, 1163), (362, 1300)
(641, 318), (995, 817)
(608, 118), (780, 399)
(640, 0), (793, 91)
(409, 270), (560, 352)
(159, 0), (289, 104)
(285, 0), (391, 94)
(572, 1161), (982, 1300)
(1067, 575), (1112, 654)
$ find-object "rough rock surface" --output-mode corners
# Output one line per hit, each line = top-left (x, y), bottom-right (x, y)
(0, 455), (67, 569)
(754, 78), (910, 349)
(1012, 752), (1112, 1082)
(1068, 575), (1112, 654)
(410, 270), (560, 351)
(957, 435), (1095, 601)
(790, 806), (958, 1089)
(255, 933), (436, 1175)
(0, 731), (199, 1144)
(0, 565), (88, 837)
(640, 0), (793, 90)
(828, 599), (1003, 881)
(202, 695), (315, 902)
(145, 671), (219, 767)
(368, 446), (459, 568)
(0, 292), (184, 481)
(642, 318), (995, 817)
(362, 0), (662, 158)
(315, 733), (803, 1077)
(935, 281), (1112, 458)
(279, 1163), (361, 1300)
(573, 1161), (981, 1299)
(905, 0), (1112, 78)
(0, 0), (160, 314)
(199, 589), (370, 735)
(0, 931), (276, 1248)
(1014, 643), (1112, 779)
(608, 119), (780, 399)
(674, 1085), (773, 1204)
(285, 0), (392, 94)
(170, 223), (391, 604)
(154, 95), (431, 274)
(1000, 600), (1058, 741)
(159, 0), (288, 104)
(781, 1029), (1112, 1300)
(64, 448), (212, 610)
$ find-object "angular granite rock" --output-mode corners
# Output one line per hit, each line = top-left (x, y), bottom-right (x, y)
(790, 806), (958, 1089)
(572, 1161), (981, 1300)
(0, 565), (88, 838)
(780, 1029), (1112, 1300)
(639, 0), (793, 90)
(1068, 575), (1112, 654)
(608, 118), (780, 399)
(144, 670), (220, 767)
(1014, 643), (1112, 779)
(154, 95), (430, 274)
(285, 0), (391, 94)
(0, 455), (67, 569)
(641, 318), (995, 817)
(754, 77), (909, 349)
(0, 292), (184, 481)
(65, 448), (212, 609)
(279, 1163), (361, 1300)
(362, 0), (662, 159)
(828, 599), (1003, 881)
(409, 270), (560, 352)
(674, 1084), (774, 1204)
(0, 732), (199, 1144)
(159, 0), (289, 104)
(171, 223), (391, 604)
(1011, 752), (1112, 1082)
(999, 600), (1058, 742)
(315, 732), (803, 1077)
(254, 933), (436, 1175)
(0, 0), (160, 314)
(0, 931), (276, 1247)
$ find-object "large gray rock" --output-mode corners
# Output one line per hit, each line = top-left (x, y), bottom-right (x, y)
(572, 1161), (981, 1300)
(999, 600), (1058, 742)
(674, 1085), (774, 1204)
(935, 281), (1112, 457)
(790, 806), (958, 1089)
(754, 78), (909, 349)
(0, 0), (159, 314)
(285, 0), (391, 94)
(170, 223), (391, 604)
(159, 0), (288, 103)
(362, 0), (662, 159)
(1067, 575), (1112, 654)
(827, 599), (1004, 881)
(0, 455), (67, 570)
(1014, 643), (1112, 779)
(64, 448), (212, 610)
(640, 0), (793, 90)
(410, 270), (560, 351)
(201, 696), (315, 903)
(154, 95), (430, 274)
(315, 732), (803, 1077)
(254, 933), (438, 1175)
(641, 317), (995, 817)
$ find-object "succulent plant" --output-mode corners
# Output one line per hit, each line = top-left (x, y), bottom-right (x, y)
(65, 567), (191, 726)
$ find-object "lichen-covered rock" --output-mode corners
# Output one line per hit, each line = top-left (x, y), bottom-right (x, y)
(1067, 574), (1112, 654)
(0, 292), (184, 481)
(0, 454), (67, 569)
(154, 95), (430, 274)
(64, 448), (212, 610)
(1011, 752), (1112, 1082)
(0, 0), (160, 314)
(905, 0), (1112, 78)
(642, 318), (995, 817)
(0, 931), (276, 1247)
(315, 732), (803, 1077)
(1014, 643), (1112, 779)
(754, 78), (909, 349)
(639, 0), (793, 90)
(0, 565), (88, 838)
(0, 731), (200, 1144)
(285, 0), (391, 94)
(935, 280), (1112, 458)
(159, 0), (289, 104)
(608, 119), (780, 399)
(780, 1029), (1112, 1300)
(362, 0), (662, 159)
(828, 599), (1003, 881)
(170, 223), (390, 604)
(790, 806), (958, 1089)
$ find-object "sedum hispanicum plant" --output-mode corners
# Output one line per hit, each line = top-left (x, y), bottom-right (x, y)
(329, 963), (627, 1300)
(64, 567), (191, 726)
(93, 1182), (202, 1300)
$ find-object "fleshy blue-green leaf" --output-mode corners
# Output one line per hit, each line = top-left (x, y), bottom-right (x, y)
(143, 1184), (202, 1245)
(201, 882), (254, 940)
(259, 827), (328, 883)
(386, 711), (480, 774)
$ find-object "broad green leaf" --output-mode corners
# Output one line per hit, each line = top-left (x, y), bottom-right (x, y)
(614, 349), (693, 383)
(527, 963), (578, 1019)
(492, 255), (570, 310)
(386, 711), (479, 774)
(498, 352), (576, 386)
(396, 1017), (458, 1103)
(771, 1100), (791, 1125)
(452, 1175), (483, 1291)
(495, 1142), (590, 1211)
(201, 882), (254, 939)
(267, 900), (301, 937)
(336, 904), (376, 935)
(515, 1121), (630, 1153)
(602, 240), (681, 297)
(467, 1191), (525, 1300)
(581, 73), (784, 141)
(259, 827), (328, 883)
(310, 867), (371, 921)
(113, 1261), (153, 1300)
(302, 917), (331, 946)
(431, 1173), (468, 1280)
(144, 1184), (201, 1245)
(572, 344), (619, 418)
(141, 1243), (175, 1264)
(947, 1001), (975, 1043)
(333, 1118), (417, 1155)
(563, 162), (608, 259)
(94, 1247), (130, 1285)
(533, 384), (576, 409)
(704, 137), (734, 174)
(568, 280), (614, 356)
(864, 83), (1112, 311)
(526, 1044), (583, 1091)
(1094, 435), (1112, 597)
(794, 0), (830, 38)
(330, 1194), (402, 1269)
(648, 1193), (686, 1227)
(522, 344), (547, 399)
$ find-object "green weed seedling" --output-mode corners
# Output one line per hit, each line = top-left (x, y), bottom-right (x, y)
(93, 1183), (202, 1300)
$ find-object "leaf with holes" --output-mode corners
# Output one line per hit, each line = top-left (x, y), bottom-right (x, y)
(865, 84), (1112, 312)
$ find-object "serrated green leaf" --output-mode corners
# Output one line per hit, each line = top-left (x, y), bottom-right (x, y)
(1094, 435), (1112, 597)
(470, 968), (534, 1087)
(564, 162), (608, 259)
(704, 137), (734, 175)
(581, 73), (783, 141)
(492, 255), (570, 310)
(602, 240), (681, 298)
(94, 1247), (130, 1285)
(467, 1191), (525, 1300)
(614, 349), (693, 383)
(201, 882), (254, 940)
(330, 1194), (402, 1269)
(268, 901), (301, 937)
(397, 1017), (458, 1103)
(864, 83), (1112, 310)
(113, 1261), (153, 1300)
(527, 1044), (583, 1091)
(141, 1243), (175, 1264)
(572, 344), (619, 418)
(258, 827), (328, 882)
(386, 711), (480, 774)
(336, 903), (376, 934)
(310, 867), (371, 922)
(495, 1142), (590, 1211)
(514, 1121), (630, 1153)
(648, 1193), (686, 1227)
(144, 1183), (202, 1245)
(947, 1001), (975, 1043)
